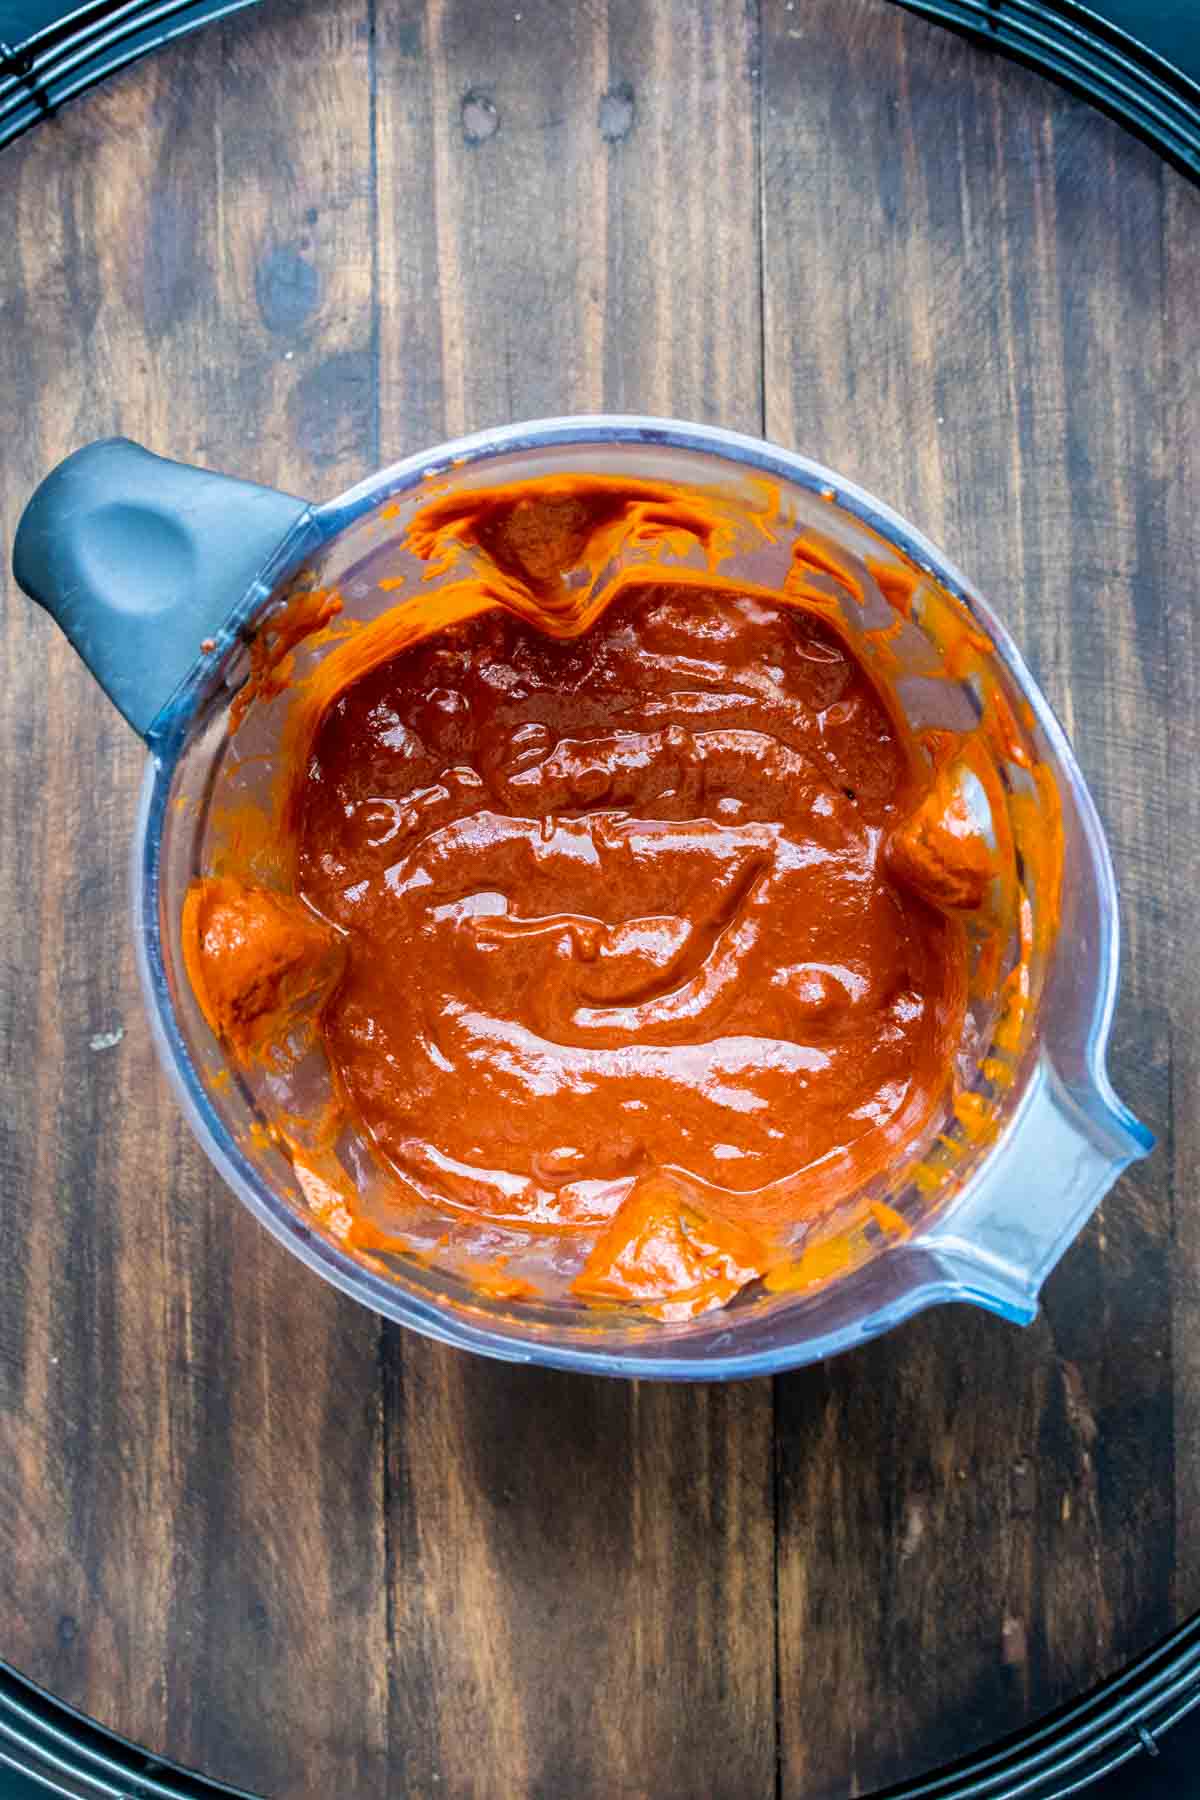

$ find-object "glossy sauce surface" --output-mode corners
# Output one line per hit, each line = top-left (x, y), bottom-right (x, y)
(295, 576), (966, 1280)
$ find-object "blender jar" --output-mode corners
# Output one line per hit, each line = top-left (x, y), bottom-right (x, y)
(14, 417), (1153, 1377)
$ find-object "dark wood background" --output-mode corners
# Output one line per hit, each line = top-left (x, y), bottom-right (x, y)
(1, 1), (1197, 1794)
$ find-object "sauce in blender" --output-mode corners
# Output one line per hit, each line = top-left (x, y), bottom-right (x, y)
(185, 478), (998, 1318)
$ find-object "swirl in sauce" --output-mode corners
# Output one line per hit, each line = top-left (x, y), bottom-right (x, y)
(295, 577), (965, 1286)
(188, 479), (993, 1318)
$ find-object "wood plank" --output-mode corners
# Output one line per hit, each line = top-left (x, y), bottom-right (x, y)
(1165, 165), (1200, 1613)
(374, 2), (775, 1794)
(0, 0), (1194, 1793)
(0, 3), (390, 1795)
(761, 2), (1177, 1793)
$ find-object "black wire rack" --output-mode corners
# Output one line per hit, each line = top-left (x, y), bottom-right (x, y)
(0, 0), (1197, 174)
(1, 1), (1199, 1795)
(0, 0), (256, 144)
(899, 0), (1200, 182)
(1, 1613), (1198, 1799)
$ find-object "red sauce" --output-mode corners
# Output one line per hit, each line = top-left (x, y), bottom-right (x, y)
(182, 876), (344, 1057)
(185, 476), (1007, 1319)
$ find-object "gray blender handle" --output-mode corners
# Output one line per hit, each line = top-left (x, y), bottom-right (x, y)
(12, 438), (312, 738)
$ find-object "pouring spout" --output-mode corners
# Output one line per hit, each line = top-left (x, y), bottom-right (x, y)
(915, 1059), (1154, 1323)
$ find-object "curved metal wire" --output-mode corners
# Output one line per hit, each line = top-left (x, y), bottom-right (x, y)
(2, 1615), (1199, 1797)
(898, 0), (1200, 182)
(3, 0), (1200, 175)
(1, 0), (1198, 1791)
(0, 0), (260, 142)
(0, 1657), (254, 1797)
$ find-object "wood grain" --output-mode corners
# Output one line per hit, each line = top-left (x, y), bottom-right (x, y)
(0, 0), (1197, 1794)
(0, 3), (391, 1796)
(373, 6), (774, 1797)
(1165, 161), (1200, 1615)
(762, 2), (1183, 1793)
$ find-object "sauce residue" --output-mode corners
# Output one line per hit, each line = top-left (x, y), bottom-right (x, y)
(182, 876), (345, 1057)
(183, 474), (1055, 1320)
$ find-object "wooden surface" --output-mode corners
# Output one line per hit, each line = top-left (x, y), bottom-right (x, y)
(0, 2), (1196, 1794)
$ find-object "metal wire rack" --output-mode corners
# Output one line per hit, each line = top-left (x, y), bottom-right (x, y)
(1, 0), (1198, 1794)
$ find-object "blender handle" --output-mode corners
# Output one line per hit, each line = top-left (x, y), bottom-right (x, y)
(915, 1060), (1154, 1322)
(12, 438), (311, 738)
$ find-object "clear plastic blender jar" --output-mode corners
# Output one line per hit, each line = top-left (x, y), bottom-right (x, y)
(12, 417), (1153, 1377)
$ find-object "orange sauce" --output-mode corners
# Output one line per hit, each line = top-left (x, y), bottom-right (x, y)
(183, 474), (1059, 1319)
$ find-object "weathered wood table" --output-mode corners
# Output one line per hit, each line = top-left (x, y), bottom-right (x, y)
(1, 1), (1198, 1794)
